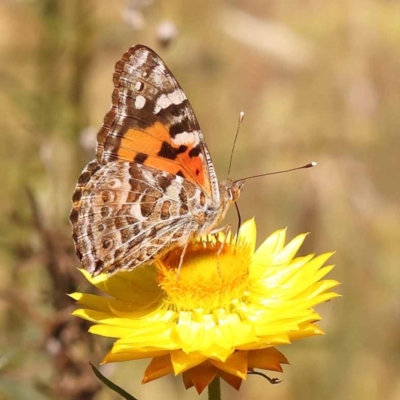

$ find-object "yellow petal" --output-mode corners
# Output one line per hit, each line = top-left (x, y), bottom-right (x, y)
(253, 228), (287, 267)
(288, 323), (325, 340)
(210, 351), (248, 380)
(89, 324), (133, 338)
(69, 292), (111, 312)
(80, 267), (161, 308)
(236, 218), (257, 253)
(273, 233), (308, 265)
(102, 349), (170, 364)
(113, 329), (176, 350)
(171, 350), (208, 374)
(175, 312), (216, 352)
(213, 311), (256, 354)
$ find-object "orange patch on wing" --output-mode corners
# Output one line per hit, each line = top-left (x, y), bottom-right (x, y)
(117, 122), (170, 158)
(144, 155), (211, 197)
(176, 146), (206, 186)
(115, 122), (212, 196)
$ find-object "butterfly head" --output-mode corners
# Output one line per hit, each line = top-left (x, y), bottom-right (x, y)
(209, 179), (244, 229)
(219, 179), (245, 208)
(227, 179), (244, 203)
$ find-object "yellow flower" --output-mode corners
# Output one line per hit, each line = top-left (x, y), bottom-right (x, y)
(71, 219), (340, 394)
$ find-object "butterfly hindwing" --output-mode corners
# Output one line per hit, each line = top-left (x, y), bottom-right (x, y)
(71, 162), (203, 274)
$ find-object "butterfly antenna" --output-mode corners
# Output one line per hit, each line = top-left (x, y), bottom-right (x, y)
(227, 111), (245, 180)
(235, 162), (317, 183)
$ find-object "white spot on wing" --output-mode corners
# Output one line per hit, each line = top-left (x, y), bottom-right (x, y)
(165, 184), (180, 200)
(153, 88), (187, 114)
(135, 81), (144, 91)
(171, 130), (200, 146)
(169, 88), (186, 103)
(129, 204), (146, 220)
(156, 94), (171, 110)
(135, 95), (146, 109)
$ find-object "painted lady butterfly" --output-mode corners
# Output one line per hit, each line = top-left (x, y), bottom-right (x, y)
(70, 45), (244, 275)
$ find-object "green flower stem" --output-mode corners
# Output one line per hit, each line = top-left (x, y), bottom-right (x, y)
(208, 377), (221, 400)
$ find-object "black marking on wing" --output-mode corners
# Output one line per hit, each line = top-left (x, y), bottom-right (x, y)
(169, 119), (192, 138)
(134, 152), (148, 164)
(189, 145), (201, 158)
(158, 142), (188, 160)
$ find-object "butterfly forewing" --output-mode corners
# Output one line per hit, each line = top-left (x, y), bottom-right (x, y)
(97, 45), (219, 200)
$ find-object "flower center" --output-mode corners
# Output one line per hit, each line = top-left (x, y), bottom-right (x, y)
(156, 237), (252, 312)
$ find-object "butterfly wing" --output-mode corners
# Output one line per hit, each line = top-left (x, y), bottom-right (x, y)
(97, 45), (220, 201)
(70, 45), (224, 274)
(70, 162), (202, 275)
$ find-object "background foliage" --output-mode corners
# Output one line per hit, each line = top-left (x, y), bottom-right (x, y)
(1, 0), (400, 399)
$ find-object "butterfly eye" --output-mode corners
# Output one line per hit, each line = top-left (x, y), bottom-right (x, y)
(227, 188), (236, 201)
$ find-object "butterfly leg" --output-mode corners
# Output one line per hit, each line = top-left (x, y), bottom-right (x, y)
(175, 225), (230, 279)
(208, 224), (231, 255)
(176, 238), (191, 276)
(208, 225), (231, 278)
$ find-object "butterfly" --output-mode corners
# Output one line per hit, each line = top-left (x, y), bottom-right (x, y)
(70, 45), (244, 275)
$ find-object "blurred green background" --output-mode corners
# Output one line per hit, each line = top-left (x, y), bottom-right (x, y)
(1, 0), (400, 399)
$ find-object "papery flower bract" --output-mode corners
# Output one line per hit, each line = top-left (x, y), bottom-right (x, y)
(71, 219), (340, 394)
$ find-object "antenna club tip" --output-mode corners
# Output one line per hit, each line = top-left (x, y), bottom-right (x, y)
(304, 161), (317, 168)
(239, 111), (245, 123)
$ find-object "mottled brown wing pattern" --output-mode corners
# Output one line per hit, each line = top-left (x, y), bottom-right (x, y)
(71, 160), (101, 214)
(70, 162), (208, 275)
(70, 45), (243, 275)
(96, 45), (219, 200)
